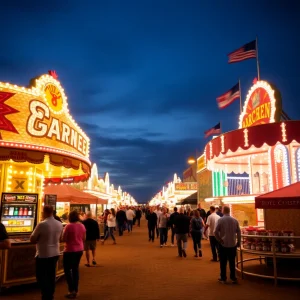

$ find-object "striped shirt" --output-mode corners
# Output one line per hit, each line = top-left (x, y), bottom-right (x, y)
(214, 215), (241, 248)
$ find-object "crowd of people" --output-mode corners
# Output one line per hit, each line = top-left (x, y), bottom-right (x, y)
(27, 205), (144, 299)
(145, 203), (241, 284)
(0, 203), (241, 299)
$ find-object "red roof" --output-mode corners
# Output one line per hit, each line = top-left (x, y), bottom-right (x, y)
(45, 185), (99, 204)
(255, 182), (300, 209)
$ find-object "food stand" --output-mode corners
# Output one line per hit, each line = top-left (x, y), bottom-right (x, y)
(202, 80), (300, 226)
(0, 71), (91, 289)
(44, 185), (99, 217)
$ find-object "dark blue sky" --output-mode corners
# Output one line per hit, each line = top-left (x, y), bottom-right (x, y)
(1, 1), (300, 203)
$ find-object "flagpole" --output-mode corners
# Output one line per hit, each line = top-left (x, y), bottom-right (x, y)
(256, 36), (261, 80)
(239, 79), (242, 114)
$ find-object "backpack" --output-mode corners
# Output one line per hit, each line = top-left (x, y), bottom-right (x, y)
(192, 218), (202, 231)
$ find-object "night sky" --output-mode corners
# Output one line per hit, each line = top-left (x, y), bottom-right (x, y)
(1, 1), (300, 203)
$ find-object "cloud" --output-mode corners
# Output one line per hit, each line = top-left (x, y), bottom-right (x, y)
(87, 133), (204, 202)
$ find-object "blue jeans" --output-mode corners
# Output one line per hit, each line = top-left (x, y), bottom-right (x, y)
(104, 227), (116, 241)
(127, 220), (133, 232)
(159, 228), (168, 245)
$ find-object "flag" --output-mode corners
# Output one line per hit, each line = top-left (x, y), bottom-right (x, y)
(204, 122), (221, 138)
(228, 40), (256, 63)
(216, 83), (240, 109)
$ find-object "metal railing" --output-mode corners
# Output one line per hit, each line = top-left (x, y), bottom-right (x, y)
(236, 234), (300, 285)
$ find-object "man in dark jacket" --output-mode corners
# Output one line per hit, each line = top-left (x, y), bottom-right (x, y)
(135, 207), (142, 227)
(169, 207), (179, 246)
(173, 207), (190, 257)
(197, 203), (207, 222)
(82, 212), (100, 267)
(116, 208), (127, 236)
(146, 207), (157, 242)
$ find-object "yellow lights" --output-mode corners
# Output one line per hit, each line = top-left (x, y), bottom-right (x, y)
(243, 129), (249, 147)
(0, 74), (91, 166)
(205, 195), (257, 204)
(187, 156), (196, 165)
(239, 80), (277, 129)
(221, 135), (225, 153)
(280, 122), (287, 142)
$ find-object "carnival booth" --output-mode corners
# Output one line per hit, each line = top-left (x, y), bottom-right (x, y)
(255, 182), (300, 247)
(44, 185), (99, 218)
(0, 71), (91, 289)
(204, 80), (300, 227)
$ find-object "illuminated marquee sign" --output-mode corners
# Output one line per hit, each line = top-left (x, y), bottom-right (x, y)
(0, 73), (90, 160)
(197, 155), (206, 172)
(175, 183), (197, 191)
(239, 80), (281, 129)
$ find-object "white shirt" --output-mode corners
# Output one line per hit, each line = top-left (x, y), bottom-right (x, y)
(126, 209), (135, 221)
(214, 214), (241, 248)
(107, 215), (116, 227)
(206, 213), (220, 236)
(154, 210), (162, 218)
(31, 216), (63, 258)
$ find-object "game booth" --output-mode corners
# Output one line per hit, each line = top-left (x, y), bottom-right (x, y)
(0, 71), (91, 289)
(202, 79), (300, 284)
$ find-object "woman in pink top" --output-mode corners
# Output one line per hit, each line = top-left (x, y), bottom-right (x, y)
(62, 210), (86, 299)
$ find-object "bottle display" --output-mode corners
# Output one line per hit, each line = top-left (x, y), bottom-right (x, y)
(28, 206), (33, 216)
(23, 207), (28, 216)
(1, 193), (38, 234)
(4, 206), (9, 216)
(13, 207), (19, 216)
(19, 207), (23, 216)
(9, 206), (14, 216)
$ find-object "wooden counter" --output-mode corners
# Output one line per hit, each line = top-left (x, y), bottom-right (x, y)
(0, 241), (64, 290)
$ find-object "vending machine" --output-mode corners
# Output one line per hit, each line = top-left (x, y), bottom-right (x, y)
(0, 193), (39, 239)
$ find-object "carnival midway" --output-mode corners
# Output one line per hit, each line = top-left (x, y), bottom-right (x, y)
(149, 39), (300, 285)
(0, 71), (138, 290)
(0, 38), (300, 300)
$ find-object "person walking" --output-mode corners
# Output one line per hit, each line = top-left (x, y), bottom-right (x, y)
(102, 209), (117, 244)
(214, 206), (241, 284)
(216, 206), (224, 217)
(53, 210), (62, 223)
(204, 206), (220, 261)
(173, 207), (190, 257)
(0, 222), (11, 249)
(126, 207), (135, 233)
(169, 207), (179, 246)
(157, 207), (168, 248)
(197, 203), (207, 223)
(82, 212), (100, 267)
(30, 205), (63, 300)
(135, 207), (142, 227)
(154, 206), (162, 238)
(146, 207), (157, 242)
(190, 210), (205, 258)
(62, 210), (86, 299)
(116, 207), (127, 236)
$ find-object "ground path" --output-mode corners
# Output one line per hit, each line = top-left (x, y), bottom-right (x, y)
(1, 218), (300, 300)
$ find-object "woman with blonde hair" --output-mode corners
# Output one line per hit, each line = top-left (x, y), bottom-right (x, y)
(102, 208), (117, 245)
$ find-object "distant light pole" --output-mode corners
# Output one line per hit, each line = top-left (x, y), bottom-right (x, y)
(187, 156), (196, 165)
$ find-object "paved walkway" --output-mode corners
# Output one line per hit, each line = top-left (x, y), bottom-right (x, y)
(1, 220), (300, 300)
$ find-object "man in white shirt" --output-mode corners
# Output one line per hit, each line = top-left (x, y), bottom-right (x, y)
(214, 206), (241, 284)
(30, 205), (63, 300)
(125, 207), (135, 233)
(204, 206), (220, 262)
